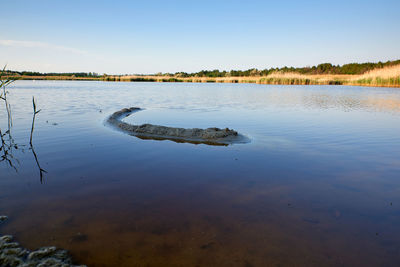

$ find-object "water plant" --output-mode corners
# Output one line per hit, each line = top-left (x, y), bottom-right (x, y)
(0, 67), (18, 171)
(1, 66), (46, 182)
(0, 67), (14, 131)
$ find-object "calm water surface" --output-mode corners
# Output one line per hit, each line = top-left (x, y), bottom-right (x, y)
(1, 81), (400, 266)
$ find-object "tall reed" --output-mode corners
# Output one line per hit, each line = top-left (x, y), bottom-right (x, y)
(1, 66), (46, 181)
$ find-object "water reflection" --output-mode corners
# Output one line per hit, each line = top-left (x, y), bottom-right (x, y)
(134, 134), (229, 146)
(0, 129), (19, 172)
(0, 128), (46, 182)
(364, 96), (400, 112)
(30, 145), (47, 183)
(302, 91), (400, 112)
(1, 81), (400, 266)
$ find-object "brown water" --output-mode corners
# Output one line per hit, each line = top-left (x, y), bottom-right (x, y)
(1, 81), (400, 266)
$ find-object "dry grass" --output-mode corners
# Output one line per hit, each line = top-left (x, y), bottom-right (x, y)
(112, 64), (400, 87)
(259, 65), (400, 87)
(346, 64), (400, 87)
(356, 64), (400, 80)
(266, 72), (351, 81)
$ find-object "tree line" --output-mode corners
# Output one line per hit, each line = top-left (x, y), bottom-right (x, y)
(4, 71), (100, 78)
(4, 59), (400, 78)
(169, 59), (400, 77)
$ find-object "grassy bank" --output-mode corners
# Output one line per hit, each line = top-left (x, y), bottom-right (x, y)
(5, 64), (400, 88)
(101, 64), (400, 87)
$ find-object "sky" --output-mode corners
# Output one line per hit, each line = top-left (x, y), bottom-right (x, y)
(1, 0), (399, 74)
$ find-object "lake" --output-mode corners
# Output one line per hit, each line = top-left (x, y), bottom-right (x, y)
(1, 81), (400, 266)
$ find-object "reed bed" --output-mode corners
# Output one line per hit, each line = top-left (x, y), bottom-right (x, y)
(349, 64), (400, 87)
(104, 64), (400, 87)
(5, 64), (400, 88)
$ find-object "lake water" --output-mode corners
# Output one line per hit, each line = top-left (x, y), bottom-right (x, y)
(1, 80), (400, 266)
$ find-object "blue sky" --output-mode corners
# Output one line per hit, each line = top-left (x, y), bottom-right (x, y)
(1, 0), (399, 74)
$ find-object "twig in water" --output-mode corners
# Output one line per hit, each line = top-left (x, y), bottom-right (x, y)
(30, 97), (41, 146)
(29, 97), (47, 182)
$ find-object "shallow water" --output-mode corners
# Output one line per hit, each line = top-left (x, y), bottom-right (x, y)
(1, 81), (400, 266)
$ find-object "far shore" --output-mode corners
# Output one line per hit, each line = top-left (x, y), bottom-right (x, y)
(5, 64), (400, 88)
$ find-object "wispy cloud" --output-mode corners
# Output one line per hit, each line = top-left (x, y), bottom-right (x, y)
(0, 39), (87, 55)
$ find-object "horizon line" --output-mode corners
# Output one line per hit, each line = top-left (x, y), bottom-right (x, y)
(4, 58), (400, 76)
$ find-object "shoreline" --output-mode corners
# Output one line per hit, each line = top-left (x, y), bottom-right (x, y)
(5, 75), (400, 88)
